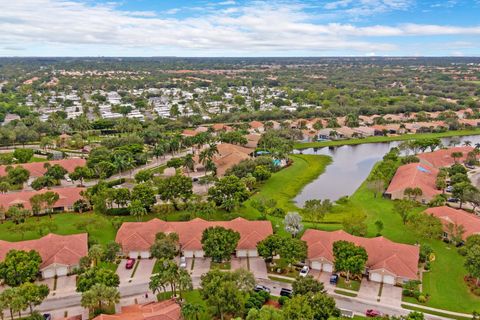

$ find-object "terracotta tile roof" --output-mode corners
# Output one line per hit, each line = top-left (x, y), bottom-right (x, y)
(249, 121), (264, 129)
(425, 206), (480, 239)
(181, 129), (198, 137)
(0, 158), (86, 178)
(94, 299), (181, 320)
(418, 146), (474, 168)
(301, 229), (419, 279)
(386, 163), (440, 199)
(0, 187), (85, 210)
(0, 233), (87, 270)
(211, 123), (232, 131)
(194, 143), (252, 176)
(116, 217), (273, 253)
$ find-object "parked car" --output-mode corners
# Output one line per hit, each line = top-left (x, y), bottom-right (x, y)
(465, 164), (475, 169)
(445, 186), (454, 193)
(366, 309), (382, 317)
(125, 258), (136, 269)
(254, 285), (271, 293)
(65, 176), (72, 183)
(447, 197), (459, 203)
(299, 265), (310, 277)
(43, 314), (51, 320)
(280, 288), (293, 297)
(330, 273), (339, 285)
(179, 256), (187, 268)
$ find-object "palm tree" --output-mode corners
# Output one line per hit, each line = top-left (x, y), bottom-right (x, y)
(81, 283), (120, 315)
(43, 191), (59, 218)
(464, 140), (472, 147)
(88, 244), (104, 267)
(181, 303), (205, 320)
(177, 268), (193, 299)
(183, 154), (195, 176)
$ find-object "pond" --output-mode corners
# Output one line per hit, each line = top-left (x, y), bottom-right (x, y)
(293, 135), (480, 206)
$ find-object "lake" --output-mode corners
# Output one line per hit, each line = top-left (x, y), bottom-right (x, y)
(293, 135), (480, 206)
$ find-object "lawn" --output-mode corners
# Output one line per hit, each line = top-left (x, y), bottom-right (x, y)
(211, 261), (231, 270)
(294, 128), (480, 149)
(337, 277), (361, 292)
(158, 290), (210, 320)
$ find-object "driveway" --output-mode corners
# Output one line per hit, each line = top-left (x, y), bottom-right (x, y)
(231, 258), (248, 271)
(249, 257), (268, 280)
(358, 278), (381, 301)
(55, 275), (77, 295)
(191, 257), (210, 278)
(317, 271), (335, 292)
(117, 259), (136, 283)
(132, 259), (156, 280)
(380, 284), (403, 307)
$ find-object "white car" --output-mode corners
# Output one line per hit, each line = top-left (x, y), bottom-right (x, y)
(299, 266), (310, 277)
(179, 256), (187, 268)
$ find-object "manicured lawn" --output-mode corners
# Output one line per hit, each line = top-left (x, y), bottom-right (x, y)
(158, 290), (210, 320)
(211, 261), (231, 270)
(401, 304), (471, 320)
(268, 275), (295, 283)
(98, 261), (119, 272)
(337, 277), (361, 292)
(294, 128), (480, 149)
(334, 289), (358, 297)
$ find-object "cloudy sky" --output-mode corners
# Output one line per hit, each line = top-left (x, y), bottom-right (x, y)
(1, 0), (480, 57)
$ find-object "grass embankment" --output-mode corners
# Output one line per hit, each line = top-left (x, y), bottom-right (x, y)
(294, 128), (480, 149)
(401, 304), (471, 320)
(337, 277), (361, 292)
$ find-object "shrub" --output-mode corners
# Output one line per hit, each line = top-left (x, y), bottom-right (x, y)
(278, 296), (289, 305)
(270, 207), (286, 218)
(105, 207), (130, 216)
(106, 178), (126, 187)
(418, 295), (427, 303)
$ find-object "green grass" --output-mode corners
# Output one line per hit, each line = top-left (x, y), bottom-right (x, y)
(158, 290), (210, 320)
(268, 275), (295, 283)
(211, 261), (231, 270)
(98, 261), (119, 272)
(130, 260), (140, 278)
(334, 289), (358, 297)
(294, 128), (480, 149)
(337, 277), (361, 292)
(401, 304), (471, 320)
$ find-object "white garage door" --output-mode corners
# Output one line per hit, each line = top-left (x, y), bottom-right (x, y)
(311, 261), (322, 270)
(237, 250), (247, 257)
(247, 249), (258, 257)
(383, 275), (395, 285)
(42, 268), (55, 279)
(370, 272), (382, 283)
(184, 251), (194, 258)
(194, 250), (204, 258)
(323, 263), (333, 272)
(129, 251), (138, 258)
(56, 266), (68, 277)
(140, 251), (150, 259)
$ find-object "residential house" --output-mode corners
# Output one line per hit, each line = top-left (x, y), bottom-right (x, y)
(246, 134), (261, 149)
(301, 229), (419, 285)
(425, 206), (480, 240)
(0, 233), (87, 278)
(385, 163), (440, 203)
(0, 158), (87, 178)
(115, 217), (273, 259)
(418, 146), (474, 168)
(0, 187), (85, 211)
(249, 121), (265, 133)
(93, 299), (181, 320)
(194, 143), (252, 176)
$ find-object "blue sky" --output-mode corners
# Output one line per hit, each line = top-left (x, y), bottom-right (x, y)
(1, 0), (480, 56)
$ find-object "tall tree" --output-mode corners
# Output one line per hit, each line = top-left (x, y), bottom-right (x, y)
(332, 240), (368, 281)
(201, 226), (240, 262)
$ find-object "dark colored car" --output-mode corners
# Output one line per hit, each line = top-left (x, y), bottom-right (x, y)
(366, 309), (382, 317)
(43, 314), (52, 320)
(280, 288), (293, 298)
(447, 197), (459, 203)
(330, 273), (339, 285)
(254, 285), (271, 293)
(126, 258), (136, 269)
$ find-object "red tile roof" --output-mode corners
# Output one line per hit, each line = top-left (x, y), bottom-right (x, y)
(425, 206), (480, 239)
(418, 146), (474, 168)
(386, 163), (440, 199)
(249, 121), (264, 129)
(0, 158), (86, 178)
(94, 299), (181, 320)
(116, 217), (273, 253)
(0, 187), (85, 210)
(0, 233), (87, 270)
(301, 229), (419, 279)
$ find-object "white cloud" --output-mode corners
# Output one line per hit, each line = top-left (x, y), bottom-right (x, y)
(0, 0), (479, 56)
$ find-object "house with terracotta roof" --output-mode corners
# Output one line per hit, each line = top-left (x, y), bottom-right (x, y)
(0, 233), (88, 278)
(193, 143), (252, 176)
(93, 299), (181, 320)
(385, 163), (440, 203)
(0, 158), (86, 178)
(418, 146), (474, 168)
(246, 134), (261, 149)
(211, 123), (233, 132)
(301, 229), (419, 285)
(425, 206), (480, 240)
(115, 217), (273, 259)
(249, 121), (264, 133)
(0, 187), (85, 211)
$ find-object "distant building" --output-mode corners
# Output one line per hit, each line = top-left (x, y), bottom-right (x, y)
(425, 206), (480, 240)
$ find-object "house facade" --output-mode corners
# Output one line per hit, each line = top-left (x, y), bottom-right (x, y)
(301, 229), (420, 285)
(115, 217), (272, 259)
(0, 233), (88, 278)
(0, 187), (85, 211)
(425, 206), (480, 240)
